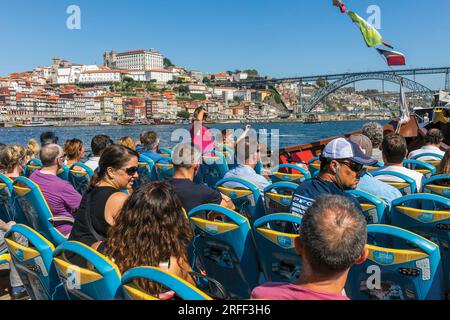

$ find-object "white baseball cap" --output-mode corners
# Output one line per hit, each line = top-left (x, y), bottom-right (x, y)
(322, 138), (377, 166)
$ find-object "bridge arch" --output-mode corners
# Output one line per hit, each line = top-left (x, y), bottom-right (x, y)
(302, 73), (434, 113)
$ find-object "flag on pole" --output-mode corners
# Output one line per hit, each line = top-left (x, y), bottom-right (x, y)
(332, 0), (346, 13)
(376, 48), (406, 66)
(348, 11), (383, 47)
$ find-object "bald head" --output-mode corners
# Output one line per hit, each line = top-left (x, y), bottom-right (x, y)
(40, 144), (63, 167)
(299, 194), (367, 275)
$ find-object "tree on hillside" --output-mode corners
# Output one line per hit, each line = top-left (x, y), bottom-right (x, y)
(316, 78), (328, 88)
(202, 77), (211, 84)
(177, 111), (191, 119)
(177, 85), (190, 95)
(164, 58), (174, 68)
(243, 69), (259, 76)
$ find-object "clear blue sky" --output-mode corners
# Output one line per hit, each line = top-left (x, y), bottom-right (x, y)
(1, 0), (449, 90)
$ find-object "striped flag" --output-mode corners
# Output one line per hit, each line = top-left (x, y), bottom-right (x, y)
(348, 11), (383, 47)
(376, 48), (406, 66)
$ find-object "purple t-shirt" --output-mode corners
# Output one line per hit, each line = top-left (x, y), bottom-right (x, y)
(30, 170), (82, 236)
(251, 282), (349, 300)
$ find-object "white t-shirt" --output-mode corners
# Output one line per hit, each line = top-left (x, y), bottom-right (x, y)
(372, 165), (424, 192)
(84, 157), (100, 171)
(408, 145), (444, 161)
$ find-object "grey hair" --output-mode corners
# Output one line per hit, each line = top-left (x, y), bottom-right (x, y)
(172, 143), (202, 168)
(361, 122), (384, 148)
(40, 144), (63, 167)
(299, 194), (367, 275)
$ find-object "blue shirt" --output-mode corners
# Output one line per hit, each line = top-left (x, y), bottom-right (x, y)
(223, 164), (271, 193)
(357, 172), (402, 209)
(290, 177), (361, 216)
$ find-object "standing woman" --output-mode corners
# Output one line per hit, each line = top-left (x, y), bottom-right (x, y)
(63, 138), (86, 167)
(69, 145), (139, 247)
(190, 106), (214, 153)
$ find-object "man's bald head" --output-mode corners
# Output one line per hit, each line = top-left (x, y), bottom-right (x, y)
(299, 194), (367, 276)
(40, 144), (63, 167)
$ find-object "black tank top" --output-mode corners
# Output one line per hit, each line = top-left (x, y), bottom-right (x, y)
(69, 186), (118, 247)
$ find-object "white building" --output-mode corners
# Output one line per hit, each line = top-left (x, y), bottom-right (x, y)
(213, 87), (236, 101)
(124, 69), (173, 83)
(79, 70), (123, 84)
(104, 49), (164, 70)
(233, 72), (248, 82)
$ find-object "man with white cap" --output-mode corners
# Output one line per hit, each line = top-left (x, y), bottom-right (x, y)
(290, 137), (377, 217)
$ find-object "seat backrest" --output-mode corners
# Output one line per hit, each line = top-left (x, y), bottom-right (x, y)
(365, 161), (384, 172)
(372, 171), (417, 195)
(52, 241), (122, 300)
(188, 204), (260, 299)
(12, 177), (68, 245)
(0, 253), (10, 265)
(216, 177), (265, 223)
(253, 214), (302, 283)
(5, 224), (67, 300)
(199, 150), (229, 188)
(391, 193), (450, 291)
(346, 189), (388, 224)
(270, 164), (311, 184)
(411, 152), (443, 168)
(0, 174), (14, 223)
(119, 266), (212, 300)
(263, 182), (298, 215)
(307, 157), (321, 177)
(56, 165), (70, 181)
(346, 224), (444, 300)
(154, 160), (174, 181)
(157, 147), (173, 158)
(403, 159), (436, 179)
(134, 155), (156, 189)
(423, 174), (450, 198)
(68, 163), (94, 195)
(23, 158), (43, 178)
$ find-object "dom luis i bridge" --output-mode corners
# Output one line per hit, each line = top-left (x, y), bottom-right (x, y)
(217, 67), (450, 114)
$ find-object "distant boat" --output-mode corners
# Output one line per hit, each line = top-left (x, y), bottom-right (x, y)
(303, 114), (321, 124)
(16, 121), (53, 127)
(99, 122), (111, 126)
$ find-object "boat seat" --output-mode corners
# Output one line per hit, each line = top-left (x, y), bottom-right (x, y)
(270, 164), (311, 185)
(68, 163), (94, 195)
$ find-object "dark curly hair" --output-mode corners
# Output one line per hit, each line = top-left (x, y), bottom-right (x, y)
(104, 181), (194, 296)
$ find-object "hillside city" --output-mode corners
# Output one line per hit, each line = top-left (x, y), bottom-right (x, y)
(0, 48), (415, 126)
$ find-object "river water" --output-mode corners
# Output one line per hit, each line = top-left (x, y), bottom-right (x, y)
(0, 120), (387, 150)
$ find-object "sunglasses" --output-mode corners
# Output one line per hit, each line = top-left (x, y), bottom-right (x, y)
(121, 166), (139, 176)
(337, 160), (365, 177)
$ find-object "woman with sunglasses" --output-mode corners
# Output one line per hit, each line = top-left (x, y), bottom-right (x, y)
(69, 145), (139, 250)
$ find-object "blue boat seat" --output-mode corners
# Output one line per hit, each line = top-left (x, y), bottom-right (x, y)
(346, 189), (388, 224)
(423, 174), (450, 198)
(68, 163), (94, 195)
(346, 224), (444, 300)
(199, 150), (229, 188)
(403, 159), (436, 179)
(23, 158), (42, 178)
(270, 164), (311, 184)
(365, 161), (384, 172)
(188, 204), (261, 299)
(133, 155), (156, 189)
(157, 147), (173, 158)
(5, 224), (67, 300)
(391, 193), (450, 292)
(52, 241), (122, 300)
(12, 176), (72, 245)
(372, 171), (417, 195)
(307, 157), (321, 177)
(0, 174), (14, 223)
(253, 214), (302, 283)
(0, 253), (10, 266)
(411, 152), (443, 168)
(216, 177), (265, 223)
(118, 266), (212, 300)
(56, 164), (70, 181)
(263, 182), (298, 215)
(155, 160), (174, 181)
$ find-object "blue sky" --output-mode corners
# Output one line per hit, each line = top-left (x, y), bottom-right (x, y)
(1, 0), (449, 90)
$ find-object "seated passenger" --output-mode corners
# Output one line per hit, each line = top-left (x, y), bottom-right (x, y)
(63, 138), (85, 167)
(349, 134), (402, 208)
(361, 122), (384, 163)
(27, 139), (40, 159)
(29, 144), (82, 236)
(252, 194), (368, 300)
(140, 131), (170, 163)
(117, 136), (136, 151)
(93, 181), (195, 299)
(408, 128), (445, 161)
(372, 133), (424, 192)
(169, 143), (234, 213)
(40, 131), (59, 147)
(0, 144), (27, 179)
(69, 145), (138, 247)
(223, 137), (270, 193)
(435, 148), (450, 186)
(290, 138), (374, 216)
(84, 135), (113, 171)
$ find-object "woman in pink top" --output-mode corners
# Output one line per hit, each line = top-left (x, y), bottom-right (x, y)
(189, 107), (214, 153)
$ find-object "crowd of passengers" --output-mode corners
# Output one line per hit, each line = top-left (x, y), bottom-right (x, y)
(0, 106), (449, 300)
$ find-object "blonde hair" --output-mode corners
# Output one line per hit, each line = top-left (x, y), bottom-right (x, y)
(0, 144), (27, 173)
(117, 136), (136, 150)
(63, 138), (84, 161)
(27, 139), (40, 157)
